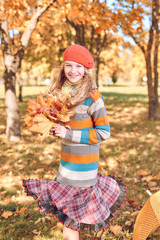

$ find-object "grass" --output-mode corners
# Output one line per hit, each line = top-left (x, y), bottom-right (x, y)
(0, 82), (160, 240)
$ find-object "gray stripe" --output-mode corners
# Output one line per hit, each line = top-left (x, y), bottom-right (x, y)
(62, 139), (89, 146)
(65, 129), (73, 141)
(92, 107), (107, 119)
(56, 173), (97, 188)
(95, 129), (110, 142)
(61, 143), (99, 155)
(71, 112), (90, 121)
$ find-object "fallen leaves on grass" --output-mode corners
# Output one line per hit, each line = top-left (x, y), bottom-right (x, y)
(1, 207), (28, 219)
(110, 225), (123, 236)
(153, 230), (160, 236)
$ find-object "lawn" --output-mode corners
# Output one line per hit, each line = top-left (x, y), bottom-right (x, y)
(0, 82), (160, 240)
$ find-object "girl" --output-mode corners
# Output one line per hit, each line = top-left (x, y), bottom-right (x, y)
(23, 44), (126, 240)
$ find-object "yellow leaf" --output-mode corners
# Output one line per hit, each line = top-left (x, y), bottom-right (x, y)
(56, 222), (63, 230)
(36, 168), (44, 173)
(1, 211), (13, 219)
(28, 114), (55, 142)
(37, 92), (46, 106)
(58, 111), (75, 122)
(18, 207), (28, 215)
(24, 115), (34, 128)
(32, 229), (41, 235)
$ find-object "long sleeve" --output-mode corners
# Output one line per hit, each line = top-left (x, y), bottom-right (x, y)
(65, 89), (110, 144)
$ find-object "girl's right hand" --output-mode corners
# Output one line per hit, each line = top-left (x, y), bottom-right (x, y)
(54, 124), (67, 139)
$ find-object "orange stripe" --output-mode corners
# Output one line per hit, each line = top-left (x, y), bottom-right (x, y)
(61, 152), (99, 164)
(68, 118), (93, 129)
(94, 116), (109, 125)
(89, 129), (98, 144)
(89, 89), (102, 101)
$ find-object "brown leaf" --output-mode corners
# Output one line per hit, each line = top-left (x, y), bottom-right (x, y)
(110, 225), (123, 236)
(153, 230), (160, 236)
(141, 175), (153, 182)
(131, 211), (139, 217)
(154, 172), (160, 181)
(148, 181), (157, 188)
(18, 207), (28, 215)
(137, 170), (151, 176)
(125, 220), (133, 227)
(127, 198), (139, 207)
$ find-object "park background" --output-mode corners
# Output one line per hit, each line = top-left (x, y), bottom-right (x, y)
(0, 0), (160, 239)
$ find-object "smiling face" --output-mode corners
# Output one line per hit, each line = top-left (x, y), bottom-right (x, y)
(64, 61), (85, 83)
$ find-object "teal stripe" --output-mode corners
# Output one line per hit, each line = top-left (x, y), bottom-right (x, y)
(80, 131), (89, 144)
(72, 127), (93, 131)
(60, 158), (98, 171)
(83, 97), (94, 106)
(95, 124), (110, 132)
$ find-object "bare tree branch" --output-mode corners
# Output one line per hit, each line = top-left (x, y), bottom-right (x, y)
(21, 0), (56, 48)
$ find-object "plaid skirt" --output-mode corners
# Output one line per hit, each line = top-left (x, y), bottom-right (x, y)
(22, 174), (126, 232)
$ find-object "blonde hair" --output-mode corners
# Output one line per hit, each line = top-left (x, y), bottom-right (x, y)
(48, 63), (95, 109)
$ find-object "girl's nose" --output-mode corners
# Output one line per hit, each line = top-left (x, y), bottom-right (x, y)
(70, 66), (76, 73)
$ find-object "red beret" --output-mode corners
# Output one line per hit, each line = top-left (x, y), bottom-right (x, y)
(63, 44), (94, 69)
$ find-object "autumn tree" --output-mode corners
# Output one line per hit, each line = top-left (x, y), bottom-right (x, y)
(65, 0), (121, 86)
(0, 0), (57, 141)
(24, 0), (122, 87)
(113, 0), (160, 120)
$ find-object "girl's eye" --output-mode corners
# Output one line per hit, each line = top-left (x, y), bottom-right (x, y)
(77, 65), (82, 68)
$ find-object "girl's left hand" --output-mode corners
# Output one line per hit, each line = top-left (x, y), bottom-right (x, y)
(54, 124), (67, 139)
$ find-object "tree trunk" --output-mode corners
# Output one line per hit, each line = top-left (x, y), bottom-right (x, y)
(0, 20), (21, 141)
(129, 0), (160, 120)
(4, 65), (21, 141)
(146, 0), (160, 120)
(95, 34), (101, 87)
(95, 55), (100, 87)
(153, 0), (159, 107)
(145, 54), (159, 120)
(17, 68), (23, 102)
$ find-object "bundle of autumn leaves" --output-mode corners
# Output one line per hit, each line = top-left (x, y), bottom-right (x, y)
(24, 92), (75, 142)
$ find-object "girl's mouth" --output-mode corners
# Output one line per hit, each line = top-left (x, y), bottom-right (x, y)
(69, 75), (78, 77)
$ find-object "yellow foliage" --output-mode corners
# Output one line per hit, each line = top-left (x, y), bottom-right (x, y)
(25, 92), (75, 142)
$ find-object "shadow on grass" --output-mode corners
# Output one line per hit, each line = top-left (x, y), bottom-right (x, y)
(101, 92), (148, 105)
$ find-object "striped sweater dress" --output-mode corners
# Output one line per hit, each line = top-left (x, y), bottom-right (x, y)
(56, 88), (110, 188)
(23, 85), (126, 232)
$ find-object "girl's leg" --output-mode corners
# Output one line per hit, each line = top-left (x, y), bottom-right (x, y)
(63, 226), (80, 240)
